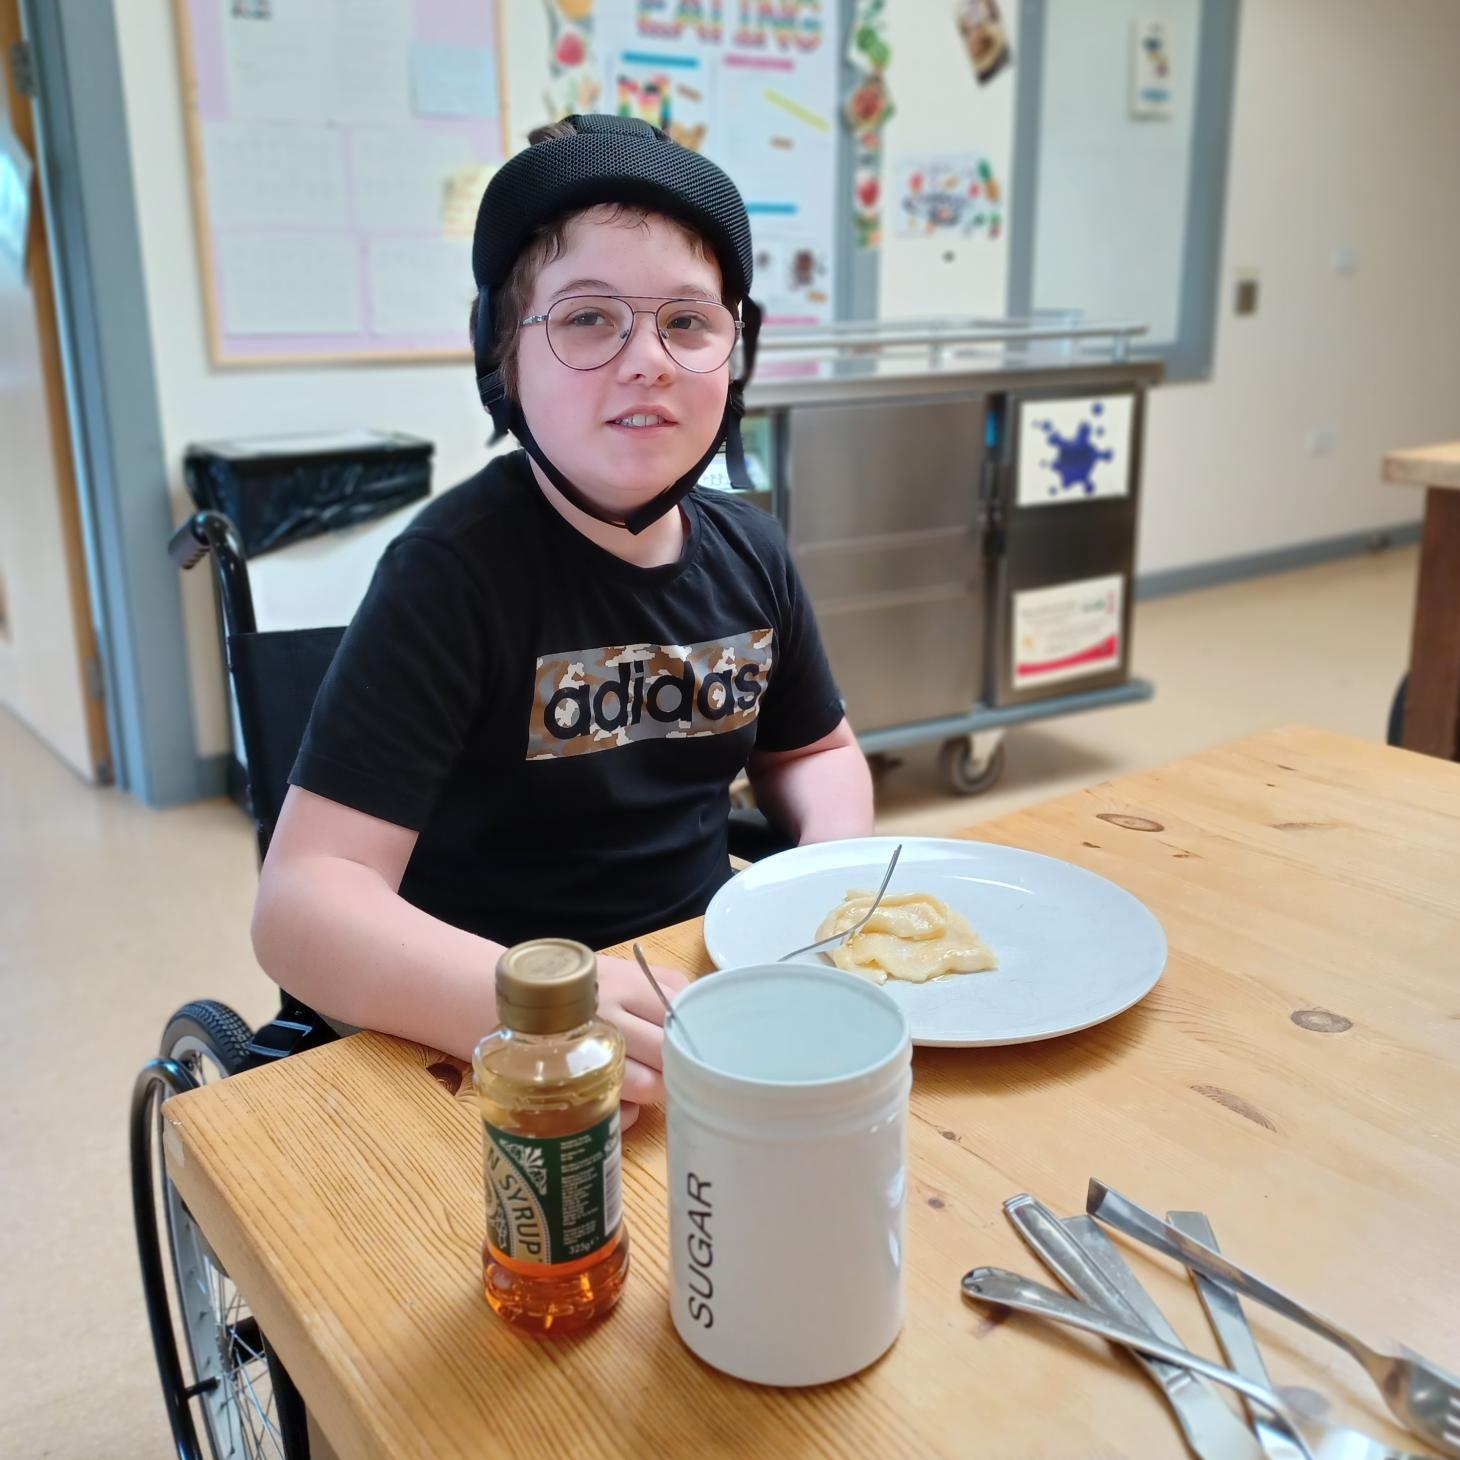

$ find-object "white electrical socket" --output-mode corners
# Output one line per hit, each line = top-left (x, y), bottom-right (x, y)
(1307, 427), (1337, 456)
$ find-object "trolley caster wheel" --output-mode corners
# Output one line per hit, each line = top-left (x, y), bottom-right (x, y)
(939, 736), (1006, 795)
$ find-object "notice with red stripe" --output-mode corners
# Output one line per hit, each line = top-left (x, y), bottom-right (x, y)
(1013, 574), (1125, 689)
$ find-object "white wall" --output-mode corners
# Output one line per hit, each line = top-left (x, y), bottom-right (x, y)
(1031, 0), (1199, 345)
(111, 0), (1460, 759)
(1138, 0), (1459, 573)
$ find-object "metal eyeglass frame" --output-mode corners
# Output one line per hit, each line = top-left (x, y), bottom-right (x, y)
(519, 294), (743, 374)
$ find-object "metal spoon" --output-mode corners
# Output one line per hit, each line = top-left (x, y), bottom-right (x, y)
(631, 942), (702, 1059)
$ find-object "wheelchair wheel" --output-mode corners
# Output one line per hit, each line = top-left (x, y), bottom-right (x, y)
(133, 1000), (310, 1460)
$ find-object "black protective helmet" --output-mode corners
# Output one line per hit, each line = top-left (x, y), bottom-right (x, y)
(471, 114), (763, 534)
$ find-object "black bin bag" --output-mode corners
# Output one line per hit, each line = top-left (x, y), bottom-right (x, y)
(183, 430), (433, 557)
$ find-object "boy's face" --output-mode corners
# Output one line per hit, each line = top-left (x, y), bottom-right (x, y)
(517, 209), (730, 513)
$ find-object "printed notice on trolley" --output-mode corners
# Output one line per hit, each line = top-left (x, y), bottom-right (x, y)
(1012, 574), (1125, 689)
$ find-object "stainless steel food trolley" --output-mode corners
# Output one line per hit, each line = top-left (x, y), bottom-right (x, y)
(723, 317), (1160, 794)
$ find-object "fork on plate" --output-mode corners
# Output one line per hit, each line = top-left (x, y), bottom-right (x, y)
(776, 844), (902, 963)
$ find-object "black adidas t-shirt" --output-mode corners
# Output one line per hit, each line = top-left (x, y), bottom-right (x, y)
(290, 450), (844, 950)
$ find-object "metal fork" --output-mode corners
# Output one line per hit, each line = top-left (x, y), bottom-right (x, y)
(961, 1266), (1318, 1459)
(1168, 1210), (1429, 1460)
(1089, 1182), (1460, 1459)
(1074, 1213), (1433, 1460)
(776, 843), (902, 963)
(963, 1267), (1436, 1460)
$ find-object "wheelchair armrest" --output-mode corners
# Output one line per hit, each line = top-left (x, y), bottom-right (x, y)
(243, 994), (340, 1070)
(727, 806), (797, 863)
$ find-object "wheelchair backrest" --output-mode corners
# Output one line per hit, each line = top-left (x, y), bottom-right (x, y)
(229, 626), (344, 862)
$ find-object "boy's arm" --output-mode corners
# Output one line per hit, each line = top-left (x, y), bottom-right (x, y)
(251, 788), (684, 1111)
(746, 716), (874, 845)
(251, 787), (507, 1061)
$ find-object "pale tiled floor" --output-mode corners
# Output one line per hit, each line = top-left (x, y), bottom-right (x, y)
(0, 545), (1419, 1458)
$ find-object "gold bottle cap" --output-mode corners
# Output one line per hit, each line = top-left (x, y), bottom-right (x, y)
(495, 939), (598, 1034)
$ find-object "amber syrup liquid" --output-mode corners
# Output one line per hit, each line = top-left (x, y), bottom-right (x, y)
(474, 1021), (629, 1335)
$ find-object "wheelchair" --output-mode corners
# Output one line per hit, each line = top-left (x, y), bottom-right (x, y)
(132, 508), (793, 1460)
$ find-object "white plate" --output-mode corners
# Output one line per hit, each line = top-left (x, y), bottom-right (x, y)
(703, 837), (1167, 1047)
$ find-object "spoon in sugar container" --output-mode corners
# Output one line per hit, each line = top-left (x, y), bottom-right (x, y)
(632, 943), (703, 1060)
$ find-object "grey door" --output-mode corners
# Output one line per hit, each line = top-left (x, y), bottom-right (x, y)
(785, 396), (987, 733)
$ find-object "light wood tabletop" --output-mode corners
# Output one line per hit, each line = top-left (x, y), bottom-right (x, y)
(162, 726), (1460, 1459)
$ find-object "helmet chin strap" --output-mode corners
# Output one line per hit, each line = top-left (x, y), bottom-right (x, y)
(476, 294), (762, 537)
(509, 399), (729, 535)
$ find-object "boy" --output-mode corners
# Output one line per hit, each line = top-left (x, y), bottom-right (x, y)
(251, 116), (872, 1125)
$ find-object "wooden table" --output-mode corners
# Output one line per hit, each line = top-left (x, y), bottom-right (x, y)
(162, 726), (1460, 1459)
(1385, 441), (1460, 760)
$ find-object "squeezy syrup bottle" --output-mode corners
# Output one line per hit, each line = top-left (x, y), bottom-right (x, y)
(473, 939), (628, 1334)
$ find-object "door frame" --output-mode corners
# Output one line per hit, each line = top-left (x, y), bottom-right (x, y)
(2, 0), (110, 780)
(19, 0), (210, 805)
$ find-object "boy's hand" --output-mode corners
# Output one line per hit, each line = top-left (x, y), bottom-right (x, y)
(596, 954), (691, 1127)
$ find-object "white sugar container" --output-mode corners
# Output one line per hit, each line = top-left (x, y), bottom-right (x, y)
(663, 964), (913, 1386)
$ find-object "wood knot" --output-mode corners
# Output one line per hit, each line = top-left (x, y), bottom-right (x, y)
(426, 1060), (465, 1096)
(1192, 1084), (1277, 1130)
(1096, 813), (1164, 833)
(927, 1195), (947, 1210)
(1291, 1008), (1352, 1034)
(1272, 821), (1330, 832)
(940, 1128), (960, 1143)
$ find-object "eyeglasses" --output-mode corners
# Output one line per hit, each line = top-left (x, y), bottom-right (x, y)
(520, 294), (741, 374)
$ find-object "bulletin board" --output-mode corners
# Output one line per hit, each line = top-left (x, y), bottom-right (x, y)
(172, 0), (510, 366)
(503, 1), (840, 326)
(176, 1), (843, 365)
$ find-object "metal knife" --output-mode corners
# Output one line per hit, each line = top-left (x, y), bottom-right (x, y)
(1169, 1211), (1307, 1460)
(1004, 1193), (1264, 1460)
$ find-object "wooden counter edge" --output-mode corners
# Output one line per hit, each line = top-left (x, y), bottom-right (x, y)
(1383, 442), (1460, 490)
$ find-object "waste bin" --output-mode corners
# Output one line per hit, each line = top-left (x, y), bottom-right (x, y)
(183, 429), (433, 558)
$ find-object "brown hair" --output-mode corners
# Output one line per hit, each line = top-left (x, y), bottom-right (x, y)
(469, 122), (736, 399)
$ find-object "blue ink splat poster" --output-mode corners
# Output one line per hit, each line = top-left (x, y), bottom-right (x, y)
(1016, 394), (1133, 508)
